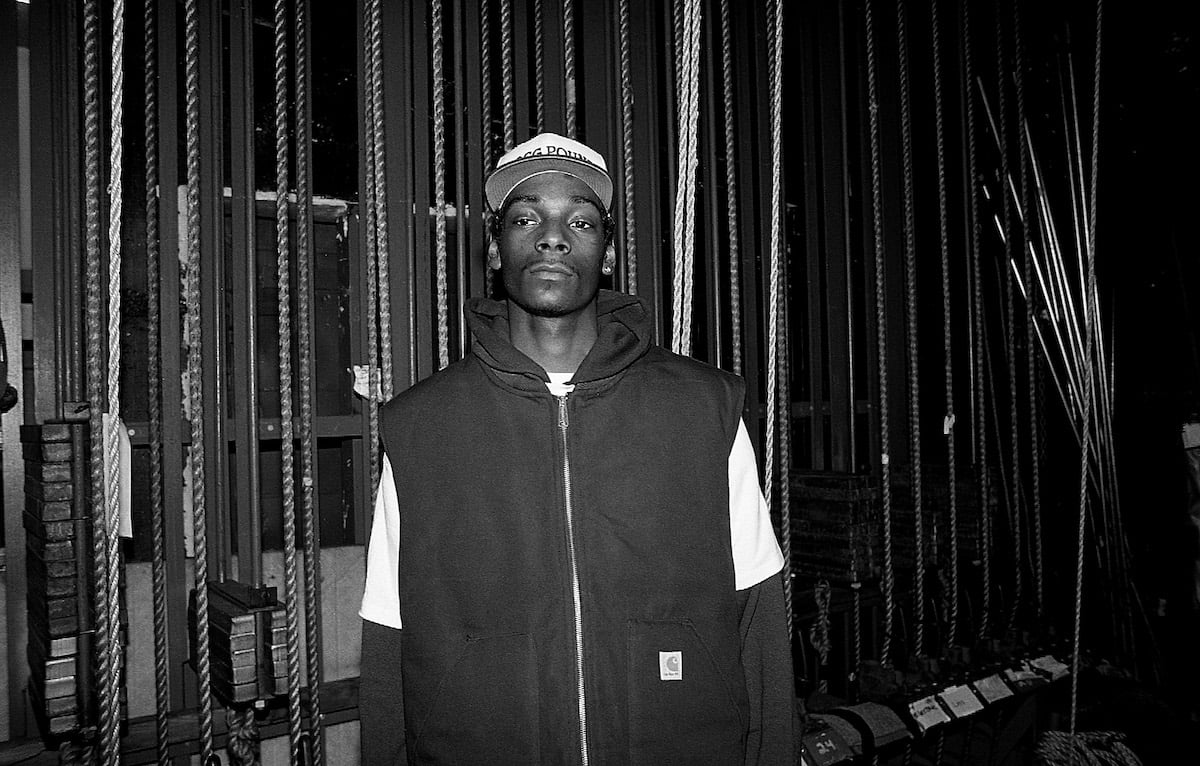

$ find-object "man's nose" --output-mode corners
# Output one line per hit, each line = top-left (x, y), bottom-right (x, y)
(536, 219), (571, 252)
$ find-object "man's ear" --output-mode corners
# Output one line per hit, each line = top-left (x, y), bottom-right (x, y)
(602, 243), (616, 275)
(487, 239), (502, 271)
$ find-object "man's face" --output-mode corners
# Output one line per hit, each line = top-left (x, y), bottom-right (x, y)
(491, 172), (614, 319)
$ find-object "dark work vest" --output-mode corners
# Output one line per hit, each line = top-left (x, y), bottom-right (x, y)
(378, 292), (751, 765)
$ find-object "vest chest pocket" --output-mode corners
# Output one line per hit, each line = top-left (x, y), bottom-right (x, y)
(411, 632), (540, 764)
(626, 619), (745, 765)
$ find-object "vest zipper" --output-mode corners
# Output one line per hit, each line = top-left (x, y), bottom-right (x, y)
(557, 394), (589, 766)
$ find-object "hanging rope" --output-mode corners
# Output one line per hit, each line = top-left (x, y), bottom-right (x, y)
(500, 0), (515, 150)
(432, 0), (450, 369)
(930, 0), (959, 648)
(809, 581), (833, 693)
(864, 0), (897, 668)
(1072, 0), (1103, 734)
(184, 0), (215, 758)
(481, 0), (497, 298)
(533, 0), (545, 131)
(370, 0), (393, 401)
(994, 0), (1025, 638)
(962, 0), (991, 642)
(719, 0), (742, 375)
(294, 0), (324, 760)
(274, 0), (304, 758)
(361, 0), (381, 498)
(851, 581), (863, 698)
(143, 0), (170, 759)
(779, 204), (795, 635)
(895, 0), (926, 659)
(618, 0), (638, 294)
(761, 0), (781, 516)
(82, 0), (112, 760)
(669, 0), (701, 357)
(1012, 0), (1045, 623)
(563, 0), (577, 136)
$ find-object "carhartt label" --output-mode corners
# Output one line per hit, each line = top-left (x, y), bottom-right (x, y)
(659, 651), (683, 681)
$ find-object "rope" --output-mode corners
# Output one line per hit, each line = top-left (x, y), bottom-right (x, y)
(864, 0), (896, 667)
(361, 0), (380, 498)
(370, 0), (393, 401)
(184, 0), (214, 757)
(962, 0), (991, 642)
(432, 0), (450, 369)
(808, 581), (832, 693)
(226, 707), (261, 766)
(533, 0), (544, 131)
(779, 217), (795, 635)
(720, 0), (742, 375)
(82, 0), (111, 759)
(1034, 731), (1141, 766)
(500, 0), (515, 150)
(274, 0), (303, 757)
(895, 0), (926, 659)
(563, 0), (576, 137)
(761, 0), (781, 516)
(851, 582), (863, 699)
(481, 0), (496, 297)
(143, 0), (170, 759)
(930, 0), (959, 648)
(995, 0), (1024, 638)
(295, 0), (324, 760)
(1072, 0), (1103, 734)
(618, 0), (637, 294)
(1012, 0), (1044, 623)
(670, 0), (701, 357)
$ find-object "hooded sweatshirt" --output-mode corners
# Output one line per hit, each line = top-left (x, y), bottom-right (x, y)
(361, 291), (796, 765)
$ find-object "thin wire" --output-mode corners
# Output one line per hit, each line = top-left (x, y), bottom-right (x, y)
(184, 0), (214, 757)
(274, 0), (303, 758)
(143, 0), (170, 759)
(432, 0), (450, 368)
(295, 0), (324, 760)
(864, 0), (896, 667)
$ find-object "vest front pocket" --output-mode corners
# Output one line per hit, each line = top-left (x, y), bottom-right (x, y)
(626, 619), (744, 765)
(411, 632), (540, 764)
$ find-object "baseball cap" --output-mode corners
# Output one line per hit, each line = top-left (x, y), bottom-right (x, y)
(485, 132), (614, 213)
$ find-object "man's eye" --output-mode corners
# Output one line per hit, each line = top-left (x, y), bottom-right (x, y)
(569, 220), (595, 230)
(512, 216), (536, 226)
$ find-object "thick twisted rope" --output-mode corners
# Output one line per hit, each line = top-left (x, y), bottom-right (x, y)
(864, 0), (896, 667)
(720, 0), (742, 374)
(361, 0), (381, 498)
(143, 0), (170, 759)
(1072, 0), (1103, 734)
(500, 0), (515, 150)
(851, 582), (863, 697)
(183, 0), (214, 757)
(962, 0), (991, 641)
(809, 581), (832, 692)
(994, 0), (1024, 637)
(670, 0), (701, 357)
(930, 0), (959, 648)
(370, 0), (392, 401)
(481, 0), (496, 297)
(274, 0), (304, 758)
(294, 1), (324, 760)
(82, 0), (111, 759)
(432, 0), (450, 369)
(761, 0), (781, 515)
(563, 0), (577, 137)
(618, 0), (637, 294)
(895, 0), (926, 659)
(533, 0), (544, 131)
(779, 204), (795, 636)
(1012, 0), (1044, 622)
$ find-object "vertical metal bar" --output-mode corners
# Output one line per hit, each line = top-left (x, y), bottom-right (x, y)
(155, 0), (189, 713)
(453, 0), (470, 357)
(354, 0), (373, 542)
(797, 2), (823, 471)
(700, 0), (724, 368)
(836, 1), (859, 472)
(411, 0), (435, 380)
(379, 0), (416, 390)
(462, 0), (486, 302)
(628, 0), (665, 339)
(197, 0), (229, 579)
(511, 0), (531, 141)
(538, 0), (565, 134)
(228, 0), (263, 586)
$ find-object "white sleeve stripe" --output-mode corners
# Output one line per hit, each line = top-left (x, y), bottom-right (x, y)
(729, 419), (786, 590)
(359, 455), (404, 629)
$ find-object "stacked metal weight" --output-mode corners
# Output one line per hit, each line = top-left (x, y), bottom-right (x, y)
(786, 472), (882, 585)
(21, 421), (105, 740)
(191, 579), (288, 705)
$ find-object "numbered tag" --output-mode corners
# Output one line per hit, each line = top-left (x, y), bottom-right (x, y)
(908, 695), (951, 732)
(972, 674), (1014, 704)
(938, 685), (984, 718)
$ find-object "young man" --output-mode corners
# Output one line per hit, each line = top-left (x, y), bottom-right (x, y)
(360, 132), (797, 764)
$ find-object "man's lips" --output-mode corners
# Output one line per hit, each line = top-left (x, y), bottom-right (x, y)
(528, 262), (574, 277)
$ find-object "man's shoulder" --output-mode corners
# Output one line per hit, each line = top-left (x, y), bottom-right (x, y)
(637, 345), (745, 390)
(380, 355), (481, 417)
